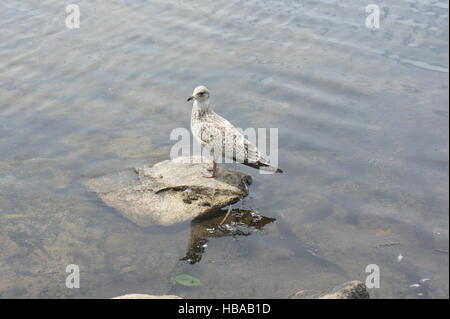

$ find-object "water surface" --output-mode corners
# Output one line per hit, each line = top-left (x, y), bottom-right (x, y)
(0, 0), (448, 298)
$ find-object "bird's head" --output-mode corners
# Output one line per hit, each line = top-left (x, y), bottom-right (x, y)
(187, 86), (210, 103)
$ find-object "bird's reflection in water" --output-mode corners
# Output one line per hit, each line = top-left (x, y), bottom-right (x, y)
(181, 208), (276, 264)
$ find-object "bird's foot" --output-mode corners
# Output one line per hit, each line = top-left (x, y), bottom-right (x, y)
(202, 171), (216, 178)
(202, 167), (217, 178)
(202, 161), (217, 178)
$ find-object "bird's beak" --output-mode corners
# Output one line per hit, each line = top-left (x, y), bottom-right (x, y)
(187, 96), (194, 102)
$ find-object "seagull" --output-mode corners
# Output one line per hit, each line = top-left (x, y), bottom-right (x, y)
(188, 85), (283, 178)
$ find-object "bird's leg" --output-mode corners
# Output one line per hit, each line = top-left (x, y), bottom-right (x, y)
(203, 159), (217, 178)
(211, 160), (217, 177)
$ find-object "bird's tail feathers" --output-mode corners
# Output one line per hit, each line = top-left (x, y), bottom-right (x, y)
(243, 160), (283, 173)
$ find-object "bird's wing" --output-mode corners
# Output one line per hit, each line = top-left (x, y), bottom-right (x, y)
(198, 112), (261, 163)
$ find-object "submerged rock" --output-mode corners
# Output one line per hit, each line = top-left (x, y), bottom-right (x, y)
(182, 208), (276, 264)
(112, 294), (182, 299)
(319, 281), (370, 299)
(83, 156), (252, 227)
(290, 281), (370, 299)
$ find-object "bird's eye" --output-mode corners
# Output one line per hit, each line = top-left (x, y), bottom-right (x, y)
(199, 92), (204, 95)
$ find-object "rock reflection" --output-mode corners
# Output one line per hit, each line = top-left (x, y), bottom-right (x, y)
(181, 208), (276, 264)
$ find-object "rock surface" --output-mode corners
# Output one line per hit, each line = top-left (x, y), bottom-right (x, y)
(290, 281), (370, 299)
(319, 281), (370, 299)
(112, 294), (182, 299)
(83, 156), (252, 227)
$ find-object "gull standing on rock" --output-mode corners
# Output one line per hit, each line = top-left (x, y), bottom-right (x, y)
(188, 85), (283, 178)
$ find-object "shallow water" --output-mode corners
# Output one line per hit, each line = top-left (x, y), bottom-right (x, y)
(0, 0), (448, 298)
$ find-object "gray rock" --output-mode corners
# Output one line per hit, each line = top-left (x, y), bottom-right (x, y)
(319, 281), (370, 299)
(83, 156), (252, 227)
(289, 281), (370, 299)
(112, 294), (182, 299)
